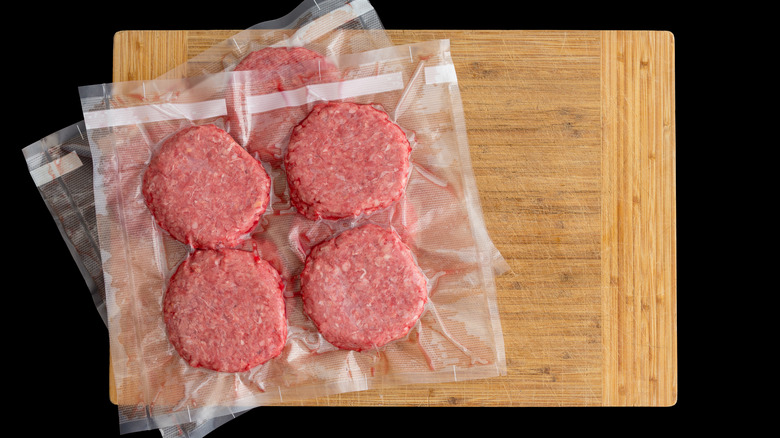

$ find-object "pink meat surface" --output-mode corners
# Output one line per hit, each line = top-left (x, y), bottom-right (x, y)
(142, 124), (270, 249)
(163, 248), (287, 373)
(284, 102), (412, 221)
(300, 223), (427, 351)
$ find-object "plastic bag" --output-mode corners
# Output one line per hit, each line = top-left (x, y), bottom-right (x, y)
(74, 71), (282, 430)
(21, 106), (253, 438)
(80, 38), (507, 432)
(24, 1), (395, 436)
(22, 121), (107, 325)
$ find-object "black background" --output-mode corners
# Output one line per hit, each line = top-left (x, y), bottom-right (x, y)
(8, 1), (692, 436)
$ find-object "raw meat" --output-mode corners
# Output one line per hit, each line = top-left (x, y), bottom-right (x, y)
(163, 248), (287, 373)
(284, 101), (412, 221)
(142, 124), (270, 249)
(300, 223), (427, 351)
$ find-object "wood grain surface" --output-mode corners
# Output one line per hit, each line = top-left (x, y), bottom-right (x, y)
(111, 29), (676, 407)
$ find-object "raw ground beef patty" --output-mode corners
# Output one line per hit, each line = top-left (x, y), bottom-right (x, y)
(284, 101), (412, 221)
(142, 124), (270, 249)
(300, 223), (427, 351)
(163, 248), (287, 373)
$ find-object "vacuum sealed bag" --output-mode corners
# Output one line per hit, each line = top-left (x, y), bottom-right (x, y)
(22, 122), (107, 324)
(25, 0), (395, 435)
(79, 38), (507, 432)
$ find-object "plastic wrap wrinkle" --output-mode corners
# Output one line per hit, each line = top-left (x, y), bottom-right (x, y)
(78, 37), (506, 430)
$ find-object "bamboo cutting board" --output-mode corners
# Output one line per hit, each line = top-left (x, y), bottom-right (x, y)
(111, 29), (676, 407)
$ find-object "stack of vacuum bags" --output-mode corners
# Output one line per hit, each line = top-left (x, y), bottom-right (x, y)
(21, 0), (509, 435)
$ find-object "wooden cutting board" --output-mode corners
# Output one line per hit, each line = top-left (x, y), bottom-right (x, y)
(111, 29), (676, 407)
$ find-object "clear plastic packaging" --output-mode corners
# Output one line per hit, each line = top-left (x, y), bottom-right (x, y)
(22, 121), (107, 325)
(80, 38), (507, 433)
(24, 1), (395, 436)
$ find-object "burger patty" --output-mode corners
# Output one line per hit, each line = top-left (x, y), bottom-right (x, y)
(284, 101), (412, 221)
(163, 248), (287, 373)
(142, 124), (270, 249)
(300, 223), (427, 351)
